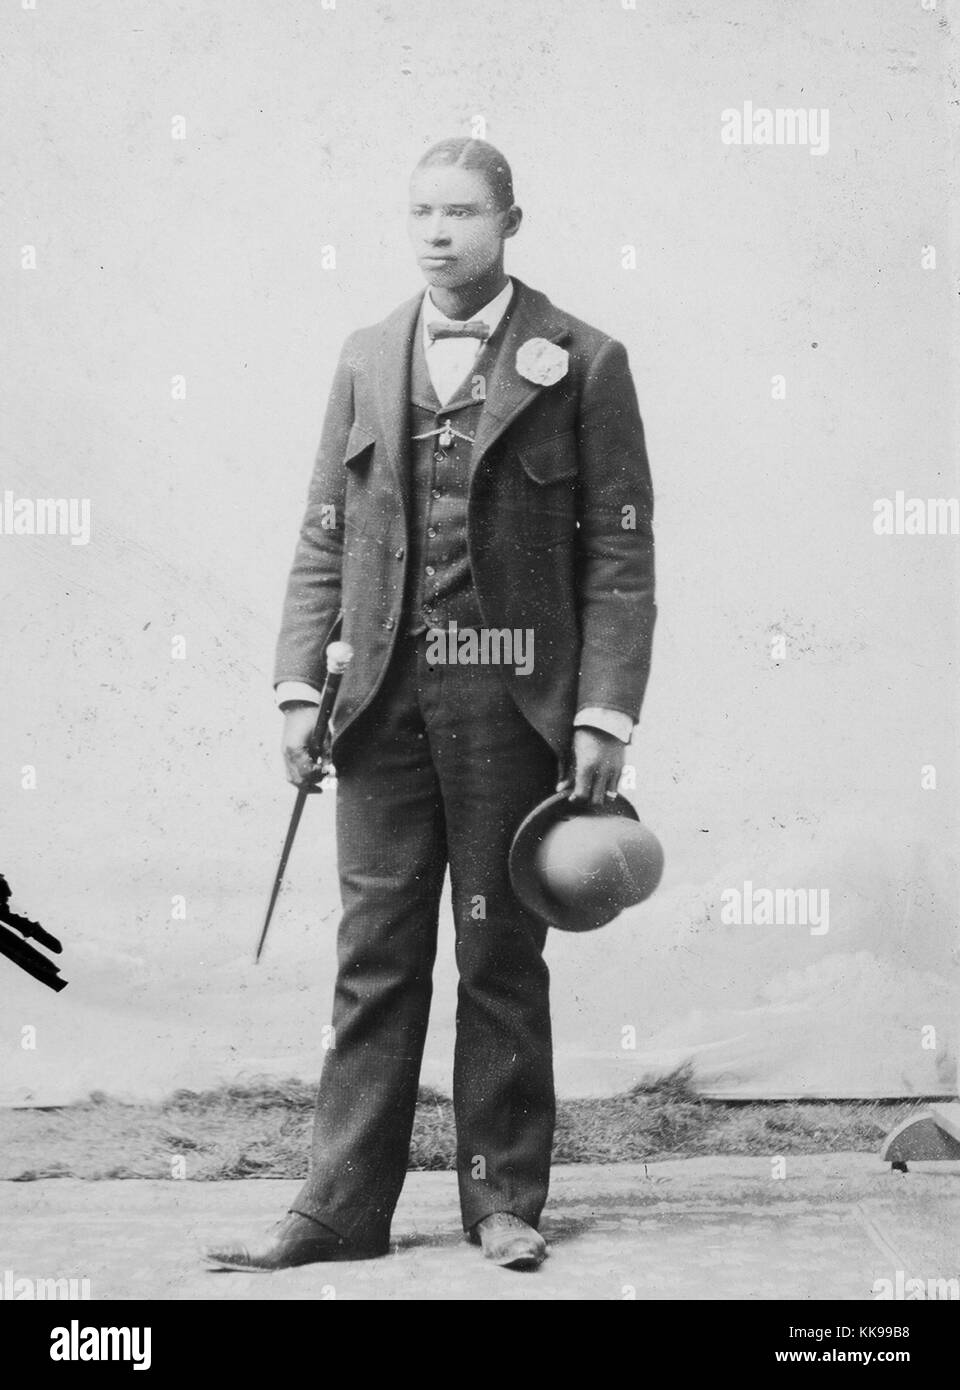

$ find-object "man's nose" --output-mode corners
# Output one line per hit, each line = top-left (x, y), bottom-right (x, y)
(424, 214), (450, 244)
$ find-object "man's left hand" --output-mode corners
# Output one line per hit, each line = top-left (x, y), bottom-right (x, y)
(557, 727), (626, 807)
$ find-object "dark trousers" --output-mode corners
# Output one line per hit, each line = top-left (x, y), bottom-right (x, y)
(290, 630), (558, 1247)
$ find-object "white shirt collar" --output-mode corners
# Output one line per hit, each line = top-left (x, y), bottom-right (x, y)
(422, 278), (514, 346)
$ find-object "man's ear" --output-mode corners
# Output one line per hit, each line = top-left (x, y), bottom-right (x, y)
(502, 205), (523, 240)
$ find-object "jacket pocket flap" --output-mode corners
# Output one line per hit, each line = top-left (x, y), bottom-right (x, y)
(343, 422), (377, 467)
(518, 431), (578, 485)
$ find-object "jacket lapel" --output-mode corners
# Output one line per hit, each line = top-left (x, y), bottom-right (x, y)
(469, 279), (571, 477)
(373, 291), (422, 514)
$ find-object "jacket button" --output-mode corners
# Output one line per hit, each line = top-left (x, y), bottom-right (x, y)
(394, 547), (404, 560)
(424, 565), (435, 577)
(382, 617), (395, 631)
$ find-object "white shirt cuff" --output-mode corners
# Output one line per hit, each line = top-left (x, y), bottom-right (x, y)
(574, 707), (634, 744)
(276, 681), (322, 708)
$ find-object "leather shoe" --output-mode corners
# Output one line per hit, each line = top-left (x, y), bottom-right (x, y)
(204, 1212), (388, 1271)
(472, 1212), (547, 1269)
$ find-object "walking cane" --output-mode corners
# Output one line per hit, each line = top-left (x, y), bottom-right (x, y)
(254, 636), (354, 962)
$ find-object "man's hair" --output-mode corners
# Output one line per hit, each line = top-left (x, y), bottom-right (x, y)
(414, 138), (515, 211)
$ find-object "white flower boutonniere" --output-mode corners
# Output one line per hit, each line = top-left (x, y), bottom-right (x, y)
(516, 338), (569, 387)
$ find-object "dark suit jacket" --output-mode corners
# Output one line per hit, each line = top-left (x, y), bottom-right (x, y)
(275, 278), (656, 757)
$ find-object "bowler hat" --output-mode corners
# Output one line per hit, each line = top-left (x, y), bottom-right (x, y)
(509, 792), (663, 932)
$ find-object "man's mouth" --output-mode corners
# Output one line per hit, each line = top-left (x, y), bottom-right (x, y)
(420, 254), (455, 266)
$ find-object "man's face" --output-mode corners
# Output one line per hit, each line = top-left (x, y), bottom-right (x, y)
(407, 165), (514, 292)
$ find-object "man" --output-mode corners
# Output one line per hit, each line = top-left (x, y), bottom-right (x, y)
(206, 137), (655, 1272)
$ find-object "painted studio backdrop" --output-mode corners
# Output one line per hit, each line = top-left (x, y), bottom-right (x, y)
(2, 0), (957, 1103)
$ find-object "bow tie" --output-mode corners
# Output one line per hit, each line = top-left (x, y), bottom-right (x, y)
(427, 320), (491, 342)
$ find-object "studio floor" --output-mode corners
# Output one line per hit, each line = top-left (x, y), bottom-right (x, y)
(4, 1155), (958, 1301)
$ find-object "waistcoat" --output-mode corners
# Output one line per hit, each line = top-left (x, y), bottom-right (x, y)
(402, 305), (512, 634)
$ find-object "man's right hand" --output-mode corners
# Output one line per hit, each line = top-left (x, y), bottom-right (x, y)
(280, 703), (321, 787)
